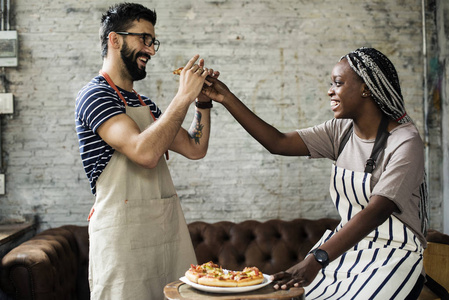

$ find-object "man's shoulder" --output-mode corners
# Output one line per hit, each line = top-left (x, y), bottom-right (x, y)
(78, 76), (115, 98)
(76, 76), (121, 111)
(75, 76), (124, 119)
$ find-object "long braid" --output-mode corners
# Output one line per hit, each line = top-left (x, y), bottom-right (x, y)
(342, 47), (428, 235)
(342, 47), (412, 123)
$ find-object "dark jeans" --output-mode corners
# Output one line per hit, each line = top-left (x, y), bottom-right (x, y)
(417, 274), (449, 300)
(405, 275), (425, 300)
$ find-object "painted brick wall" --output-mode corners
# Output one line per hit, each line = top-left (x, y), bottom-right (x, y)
(0, 0), (443, 231)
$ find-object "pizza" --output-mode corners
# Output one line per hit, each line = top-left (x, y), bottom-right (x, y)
(233, 267), (265, 287)
(185, 261), (264, 287)
(173, 67), (183, 75)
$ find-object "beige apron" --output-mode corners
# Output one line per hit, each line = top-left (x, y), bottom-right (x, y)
(88, 75), (197, 299)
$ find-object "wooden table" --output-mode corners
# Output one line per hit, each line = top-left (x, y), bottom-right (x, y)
(0, 221), (36, 259)
(164, 280), (304, 300)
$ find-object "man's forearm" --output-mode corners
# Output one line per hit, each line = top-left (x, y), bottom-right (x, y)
(137, 96), (192, 167)
(185, 107), (211, 157)
(188, 109), (208, 144)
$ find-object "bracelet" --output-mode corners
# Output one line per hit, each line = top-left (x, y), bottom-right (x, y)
(195, 100), (213, 109)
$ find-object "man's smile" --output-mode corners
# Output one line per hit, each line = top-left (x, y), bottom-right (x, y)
(137, 53), (150, 68)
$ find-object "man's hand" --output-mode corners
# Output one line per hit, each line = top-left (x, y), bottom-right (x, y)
(176, 55), (210, 103)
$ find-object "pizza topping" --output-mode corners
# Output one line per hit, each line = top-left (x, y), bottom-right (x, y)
(185, 261), (264, 287)
(173, 67), (183, 75)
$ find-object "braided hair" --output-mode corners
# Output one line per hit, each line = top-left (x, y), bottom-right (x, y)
(342, 47), (411, 124)
(342, 47), (428, 234)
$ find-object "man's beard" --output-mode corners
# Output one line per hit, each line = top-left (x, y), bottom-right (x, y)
(120, 41), (150, 81)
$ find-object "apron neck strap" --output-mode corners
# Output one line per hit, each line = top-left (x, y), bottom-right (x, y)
(337, 115), (390, 174)
(99, 70), (168, 160)
(338, 125), (353, 157)
(99, 70), (147, 107)
(364, 114), (390, 173)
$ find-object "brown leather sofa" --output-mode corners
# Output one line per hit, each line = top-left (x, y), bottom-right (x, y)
(0, 225), (90, 300)
(0, 218), (338, 299)
(188, 218), (340, 275)
(0, 218), (447, 300)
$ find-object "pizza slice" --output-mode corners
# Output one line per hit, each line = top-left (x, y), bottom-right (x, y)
(234, 266), (264, 287)
(173, 67), (183, 75)
(185, 261), (222, 283)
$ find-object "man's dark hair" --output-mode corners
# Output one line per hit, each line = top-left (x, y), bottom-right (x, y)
(100, 2), (157, 58)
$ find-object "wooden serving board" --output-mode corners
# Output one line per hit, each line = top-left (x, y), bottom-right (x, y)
(164, 280), (304, 300)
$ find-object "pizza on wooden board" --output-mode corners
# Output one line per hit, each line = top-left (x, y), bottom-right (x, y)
(185, 261), (264, 287)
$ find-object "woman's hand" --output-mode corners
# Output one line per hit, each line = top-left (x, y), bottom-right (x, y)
(201, 76), (233, 104)
(270, 255), (322, 290)
(197, 69), (220, 103)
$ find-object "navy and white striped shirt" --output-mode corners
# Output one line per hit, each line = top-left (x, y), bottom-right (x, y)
(75, 76), (162, 195)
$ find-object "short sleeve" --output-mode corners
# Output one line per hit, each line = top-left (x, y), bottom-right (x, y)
(371, 127), (425, 212)
(75, 83), (124, 134)
(297, 119), (353, 160)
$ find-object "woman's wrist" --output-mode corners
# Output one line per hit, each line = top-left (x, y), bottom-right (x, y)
(221, 93), (239, 108)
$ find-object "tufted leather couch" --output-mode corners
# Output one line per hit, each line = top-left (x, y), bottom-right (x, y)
(188, 218), (340, 274)
(0, 218), (339, 299)
(4, 218), (447, 300)
(0, 225), (90, 300)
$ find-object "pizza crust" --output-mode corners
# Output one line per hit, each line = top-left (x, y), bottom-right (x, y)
(236, 276), (264, 287)
(198, 276), (238, 287)
(185, 270), (199, 284)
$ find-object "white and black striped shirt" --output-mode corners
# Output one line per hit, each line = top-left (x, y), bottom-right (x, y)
(75, 76), (161, 195)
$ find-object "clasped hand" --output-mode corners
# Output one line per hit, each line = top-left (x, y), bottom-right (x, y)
(177, 55), (219, 103)
(201, 76), (233, 104)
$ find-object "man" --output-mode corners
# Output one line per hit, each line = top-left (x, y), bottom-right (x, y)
(75, 3), (217, 299)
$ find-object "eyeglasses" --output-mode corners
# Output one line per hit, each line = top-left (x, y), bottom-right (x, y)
(116, 32), (160, 52)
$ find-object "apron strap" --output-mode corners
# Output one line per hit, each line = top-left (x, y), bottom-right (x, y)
(337, 115), (390, 174)
(338, 124), (353, 157)
(364, 114), (390, 173)
(99, 70), (169, 160)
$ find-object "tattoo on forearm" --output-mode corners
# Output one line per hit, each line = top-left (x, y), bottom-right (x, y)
(188, 111), (204, 144)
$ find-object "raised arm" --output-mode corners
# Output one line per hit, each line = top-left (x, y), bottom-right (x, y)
(168, 68), (220, 159)
(97, 55), (209, 168)
(202, 77), (310, 156)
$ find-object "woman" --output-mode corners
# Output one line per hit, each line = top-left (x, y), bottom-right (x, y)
(202, 47), (428, 299)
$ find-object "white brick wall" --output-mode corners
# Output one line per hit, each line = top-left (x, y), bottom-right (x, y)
(0, 0), (444, 231)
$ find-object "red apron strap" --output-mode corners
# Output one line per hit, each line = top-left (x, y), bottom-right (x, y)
(99, 70), (169, 160)
(99, 70), (129, 106)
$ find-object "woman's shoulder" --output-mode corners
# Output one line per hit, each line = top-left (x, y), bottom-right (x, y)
(386, 122), (424, 156)
(389, 122), (423, 142)
(322, 118), (354, 140)
(316, 118), (353, 131)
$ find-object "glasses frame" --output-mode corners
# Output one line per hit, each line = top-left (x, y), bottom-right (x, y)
(116, 32), (160, 52)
